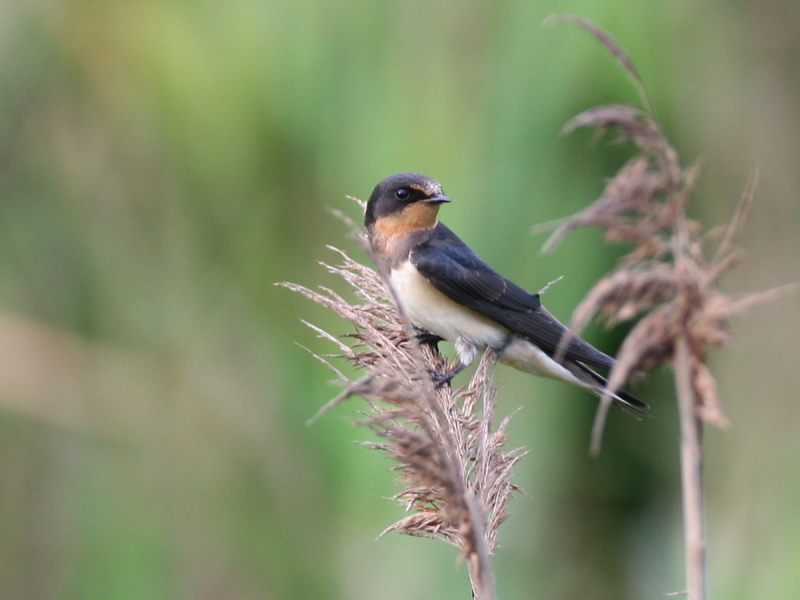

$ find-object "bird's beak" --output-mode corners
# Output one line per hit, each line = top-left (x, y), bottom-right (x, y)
(426, 194), (451, 204)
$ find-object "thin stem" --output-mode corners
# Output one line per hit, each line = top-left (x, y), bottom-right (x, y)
(675, 335), (706, 600)
(466, 354), (499, 600)
(466, 490), (497, 600)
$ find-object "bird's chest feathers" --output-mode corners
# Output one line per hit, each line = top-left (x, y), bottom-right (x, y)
(388, 261), (507, 346)
(370, 205), (440, 262)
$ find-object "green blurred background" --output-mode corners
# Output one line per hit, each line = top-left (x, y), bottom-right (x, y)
(0, 0), (798, 598)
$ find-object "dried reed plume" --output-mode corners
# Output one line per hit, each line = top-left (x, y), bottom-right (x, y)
(279, 217), (525, 600)
(544, 14), (795, 600)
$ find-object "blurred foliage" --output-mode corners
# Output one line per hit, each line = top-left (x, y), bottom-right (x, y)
(0, 0), (798, 599)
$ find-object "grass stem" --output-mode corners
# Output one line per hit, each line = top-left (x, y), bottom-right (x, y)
(675, 335), (706, 600)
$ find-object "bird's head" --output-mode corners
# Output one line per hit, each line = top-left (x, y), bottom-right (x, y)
(364, 173), (451, 236)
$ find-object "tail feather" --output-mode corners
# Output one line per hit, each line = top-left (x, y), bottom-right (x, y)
(571, 361), (648, 413)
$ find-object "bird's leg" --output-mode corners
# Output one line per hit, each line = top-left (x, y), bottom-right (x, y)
(430, 362), (468, 388)
(410, 328), (454, 386)
(428, 336), (477, 388)
(414, 328), (444, 350)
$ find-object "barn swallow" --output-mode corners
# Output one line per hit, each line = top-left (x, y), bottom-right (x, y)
(364, 172), (646, 411)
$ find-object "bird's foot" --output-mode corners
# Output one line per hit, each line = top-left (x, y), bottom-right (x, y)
(427, 363), (466, 389)
(415, 329), (444, 350)
(427, 369), (454, 388)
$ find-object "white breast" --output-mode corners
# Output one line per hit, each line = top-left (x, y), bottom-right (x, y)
(388, 261), (508, 348)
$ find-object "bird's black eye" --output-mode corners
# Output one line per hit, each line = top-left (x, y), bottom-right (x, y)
(394, 188), (410, 201)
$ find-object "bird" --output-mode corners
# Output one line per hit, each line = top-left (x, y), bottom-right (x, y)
(364, 172), (646, 412)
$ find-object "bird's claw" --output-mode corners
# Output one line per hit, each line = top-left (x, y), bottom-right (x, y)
(415, 329), (444, 349)
(427, 362), (467, 388)
(427, 368), (456, 388)
(430, 370), (454, 390)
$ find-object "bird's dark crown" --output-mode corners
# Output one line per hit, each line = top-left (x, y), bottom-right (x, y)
(364, 173), (447, 229)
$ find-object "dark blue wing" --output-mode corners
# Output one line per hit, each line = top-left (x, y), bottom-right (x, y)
(411, 223), (615, 370)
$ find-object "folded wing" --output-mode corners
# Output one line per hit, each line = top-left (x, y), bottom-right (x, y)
(411, 223), (614, 370)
